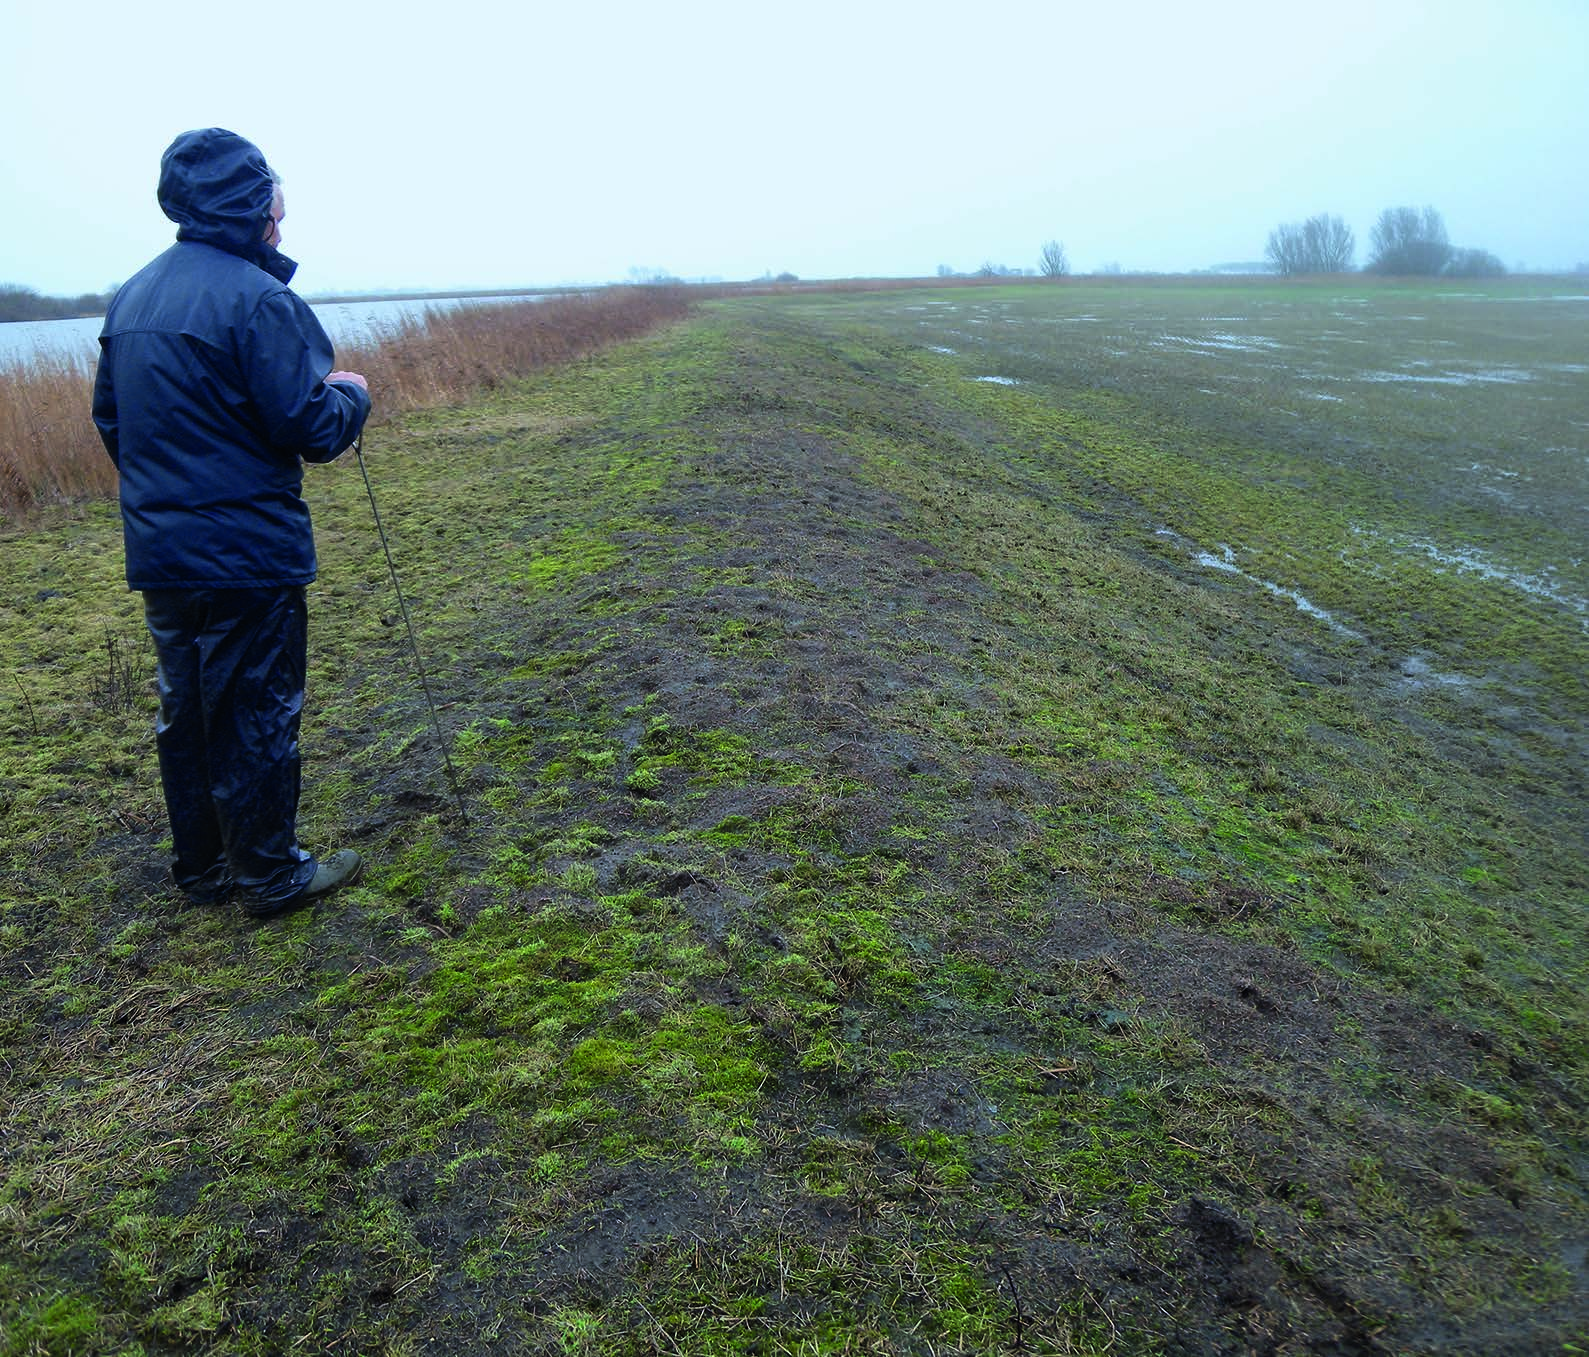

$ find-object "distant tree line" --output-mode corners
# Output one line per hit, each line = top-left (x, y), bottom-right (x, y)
(1266, 215), (1355, 274)
(0, 283), (119, 323)
(934, 243), (1070, 279)
(1263, 207), (1506, 278)
(624, 266), (683, 286)
(947, 209), (1511, 282)
(1365, 207), (1506, 277)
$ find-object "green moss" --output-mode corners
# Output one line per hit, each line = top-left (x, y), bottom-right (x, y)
(623, 765), (662, 796)
(0, 1281), (107, 1357)
(505, 530), (621, 593)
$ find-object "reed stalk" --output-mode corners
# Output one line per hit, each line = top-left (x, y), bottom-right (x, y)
(0, 286), (692, 520)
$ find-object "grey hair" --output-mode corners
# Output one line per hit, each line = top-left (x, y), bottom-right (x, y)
(264, 169), (284, 240)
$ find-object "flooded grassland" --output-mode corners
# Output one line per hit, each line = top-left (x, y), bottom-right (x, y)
(829, 279), (1586, 788)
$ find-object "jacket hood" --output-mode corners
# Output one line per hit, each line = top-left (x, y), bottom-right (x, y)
(158, 128), (297, 284)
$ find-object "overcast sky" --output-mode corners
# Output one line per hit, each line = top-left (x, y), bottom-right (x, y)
(5, 0), (1586, 296)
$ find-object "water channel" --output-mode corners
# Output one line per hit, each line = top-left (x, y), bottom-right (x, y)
(0, 293), (554, 366)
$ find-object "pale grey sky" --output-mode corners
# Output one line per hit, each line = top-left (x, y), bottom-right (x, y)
(4, 0), (1586, 295)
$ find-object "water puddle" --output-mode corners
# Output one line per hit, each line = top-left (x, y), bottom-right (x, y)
(1207, 332), (1284, 349)
(1403, 539), (1588, 620)
(925, 345), (957, 355)
(1356, 528), (1589, 625)
(1152, 334), (1280, 354)
(1358, 367), (1536, 386)
(974, 375), (1019, 385)
(1399, 654), (1478, 688)
(1469, 294), (1589, 303)
(1156, 531), (1361, 637)
(1467, 367), (1537, 383)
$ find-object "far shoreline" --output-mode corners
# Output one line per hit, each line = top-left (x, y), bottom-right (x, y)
(301, 284), (590, 306)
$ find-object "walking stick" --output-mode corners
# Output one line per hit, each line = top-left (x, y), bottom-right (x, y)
(352, 431), (471, 829)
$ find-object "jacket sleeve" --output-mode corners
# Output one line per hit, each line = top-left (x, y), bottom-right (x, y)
(241, 289), (371, 463)
(322, 379), (373, 461)
(91, 346), (119, 467)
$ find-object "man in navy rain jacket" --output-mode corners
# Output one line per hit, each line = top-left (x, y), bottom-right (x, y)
(93, 128), (370, 918)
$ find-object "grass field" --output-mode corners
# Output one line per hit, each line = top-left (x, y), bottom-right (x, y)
(2, 278), (1585, 1354)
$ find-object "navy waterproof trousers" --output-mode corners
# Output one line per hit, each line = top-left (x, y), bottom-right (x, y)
(142, 587), (315, 906)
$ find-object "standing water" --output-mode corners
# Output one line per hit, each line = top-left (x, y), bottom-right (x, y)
(0, 293), (554, 366)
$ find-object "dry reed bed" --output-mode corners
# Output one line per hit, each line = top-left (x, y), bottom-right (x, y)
(0, 286), (691, 519)
(0, 355), (115, 512)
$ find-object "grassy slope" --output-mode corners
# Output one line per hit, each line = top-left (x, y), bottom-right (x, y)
(2, 289), (1585, 1356)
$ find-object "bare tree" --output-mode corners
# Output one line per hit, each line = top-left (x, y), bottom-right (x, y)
(1445, 248), (1506, 278)
(1367, 206), (1452, 275)
(1265, 214), (1354, 275)
(1039, 240), (1069, 277)
(626, 265), (680, 285)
